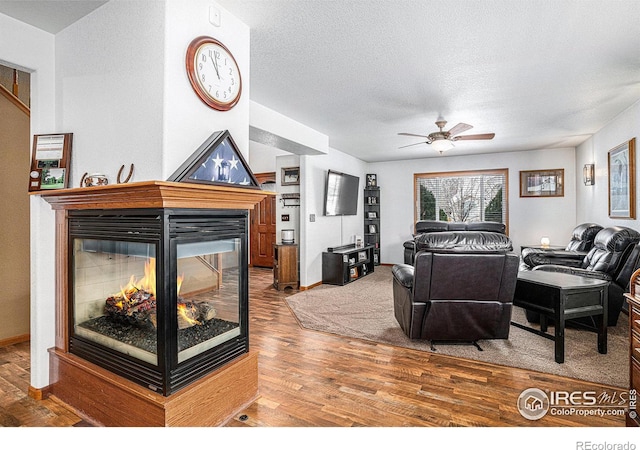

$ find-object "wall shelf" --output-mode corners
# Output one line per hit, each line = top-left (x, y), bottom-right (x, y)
(280, 193), (300, 207)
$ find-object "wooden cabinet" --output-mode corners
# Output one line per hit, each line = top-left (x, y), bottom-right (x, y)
(322, 244), (375, 286)
(273, 244), (298, 290)
(364, 186), (380, 265)
(624, 269), (640, 427)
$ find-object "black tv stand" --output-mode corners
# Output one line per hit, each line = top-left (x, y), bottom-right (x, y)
(322, 244), (375, 286)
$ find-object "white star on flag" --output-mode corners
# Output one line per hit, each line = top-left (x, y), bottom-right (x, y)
(229, 155), (239, 170)
(212, 154), (224, 169)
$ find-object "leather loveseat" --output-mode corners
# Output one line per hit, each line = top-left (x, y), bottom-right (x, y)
(393, 230), (519, 345)
(520, 223), (603, 270)
(403, 220), (507, 264)
(532, 226), (640, 326)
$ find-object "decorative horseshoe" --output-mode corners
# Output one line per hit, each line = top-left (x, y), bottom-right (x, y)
(117, 164), (134, 184)
(79, 172), (88, 187)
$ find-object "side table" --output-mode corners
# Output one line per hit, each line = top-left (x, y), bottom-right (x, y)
(273, 243), (298, 290)
(512, 270), (609, 363)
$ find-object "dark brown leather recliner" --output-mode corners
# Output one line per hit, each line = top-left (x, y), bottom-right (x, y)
(520, 223), (603, 270)
(393, 231), (519, 346)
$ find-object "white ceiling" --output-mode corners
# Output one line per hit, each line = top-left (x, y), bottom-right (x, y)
(0, 0), (107, 33)
(217, 0), (640, 162)
(2, 1), (639, 162)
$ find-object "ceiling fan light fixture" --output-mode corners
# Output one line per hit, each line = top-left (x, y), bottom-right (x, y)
(431, 139), (454, 153)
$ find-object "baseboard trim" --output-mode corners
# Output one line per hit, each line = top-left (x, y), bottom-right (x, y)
(300, 280), (322, 291)
(0, 334), (30, 348)
(28, 384), (50, 401)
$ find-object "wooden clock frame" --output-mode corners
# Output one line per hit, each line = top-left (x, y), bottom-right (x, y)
(185, 36), (242, 111)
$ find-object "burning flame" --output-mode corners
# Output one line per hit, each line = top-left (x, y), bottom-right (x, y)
(114, 258), (184, 300)
(177, 302), (201, 326)
(110, 258), (199, 327)
(117, 258), (157, 300)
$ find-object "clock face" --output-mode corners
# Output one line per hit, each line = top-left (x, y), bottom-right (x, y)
(186, 36), (242, 110)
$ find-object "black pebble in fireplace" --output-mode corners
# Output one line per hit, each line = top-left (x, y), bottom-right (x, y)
(68, 208), (249, 396)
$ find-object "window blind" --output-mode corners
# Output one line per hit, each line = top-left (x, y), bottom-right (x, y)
(415, 170), (507, 225)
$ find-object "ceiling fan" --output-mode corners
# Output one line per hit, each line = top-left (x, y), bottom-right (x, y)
(398, 119), (495, 154)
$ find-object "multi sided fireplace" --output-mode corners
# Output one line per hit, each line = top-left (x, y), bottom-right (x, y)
(69, 208), (248, 395)
(39, 181), (269, 426)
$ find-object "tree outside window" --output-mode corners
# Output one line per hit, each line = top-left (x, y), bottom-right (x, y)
(415, 169), (508, 229)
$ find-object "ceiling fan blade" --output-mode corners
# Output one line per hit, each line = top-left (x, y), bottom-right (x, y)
(398, 132), (430, 138)
(453, 133), (495, 141)
(398, 142), (428, 149)
(447, 122), (473, 136)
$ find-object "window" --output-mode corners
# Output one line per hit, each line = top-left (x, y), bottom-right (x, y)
(414, 168), (508, 230)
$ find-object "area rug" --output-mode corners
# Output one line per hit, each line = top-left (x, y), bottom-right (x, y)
(285, 266), (629, 388)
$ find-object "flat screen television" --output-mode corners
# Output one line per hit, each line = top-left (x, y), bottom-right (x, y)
(324, 169), (360, 216)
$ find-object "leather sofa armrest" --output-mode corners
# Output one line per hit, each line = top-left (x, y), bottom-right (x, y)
(522, 249), (586, 269)
(392, 264), (414, 289)
(532, 264), (613, 282)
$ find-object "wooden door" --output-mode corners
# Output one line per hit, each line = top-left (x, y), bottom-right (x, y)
(250, 173), (277, 267)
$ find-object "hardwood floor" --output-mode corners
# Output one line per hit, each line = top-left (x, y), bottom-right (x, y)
(0, 267), (628, 428)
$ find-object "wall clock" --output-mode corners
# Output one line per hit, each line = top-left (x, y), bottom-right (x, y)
(185, 36), (242, 111)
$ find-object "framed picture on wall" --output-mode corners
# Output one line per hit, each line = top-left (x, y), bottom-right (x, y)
(281, 167), (300, 185)
(28, 133), (73, 192)
(608, 137), (636, 219)
(366, 173), (377, 187)
(519, 169), (564, 197)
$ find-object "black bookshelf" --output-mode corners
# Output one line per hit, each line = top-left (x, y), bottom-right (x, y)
(322, 244), (375, 286)
(364, 185), (380, 265)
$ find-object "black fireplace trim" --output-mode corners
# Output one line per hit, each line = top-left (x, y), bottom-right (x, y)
(67, 208), (250, 396)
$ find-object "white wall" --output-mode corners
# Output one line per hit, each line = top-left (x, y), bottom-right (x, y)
(163, 0), (250, 178)
(249, 140), (288, 173)
(0, 12), (56, 391)
(576, 98), (640, 229)
(368, 147), (577, 265)
(56, 0), (165, 186)
(300, 148), (368, 287)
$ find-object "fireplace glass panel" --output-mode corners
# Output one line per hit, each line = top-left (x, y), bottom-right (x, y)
(72, 239), (158, 365)
(176, 238), (241, 363)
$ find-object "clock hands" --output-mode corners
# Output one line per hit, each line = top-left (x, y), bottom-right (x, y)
(210, 52), (221, 80)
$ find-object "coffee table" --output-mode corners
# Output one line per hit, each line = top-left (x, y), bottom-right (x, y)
(511, 270), (609, 363)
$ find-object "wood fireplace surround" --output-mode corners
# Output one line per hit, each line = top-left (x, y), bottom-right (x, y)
(36, 181), (271, 426)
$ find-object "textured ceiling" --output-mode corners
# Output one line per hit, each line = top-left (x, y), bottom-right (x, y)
(217, 0), (640, 161)
(2, 1), (639, 162)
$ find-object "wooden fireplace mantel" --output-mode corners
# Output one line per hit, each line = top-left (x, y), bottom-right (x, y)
(33, 179), (274, 211)
(35, 180), (269, 426)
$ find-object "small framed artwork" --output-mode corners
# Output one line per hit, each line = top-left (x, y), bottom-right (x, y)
(358, 251), (367, 261)
(28, 133), (73, 192)
(519, 169), (564, 197)
(369, 224), (377, 234)
(608, 138), (636, 219)
(281, 166), (300, 185)
(366, 173), (377, 187)
(367, 211), (377, 219)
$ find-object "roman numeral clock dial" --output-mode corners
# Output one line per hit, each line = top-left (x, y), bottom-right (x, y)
(186, 36), (242, 111)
